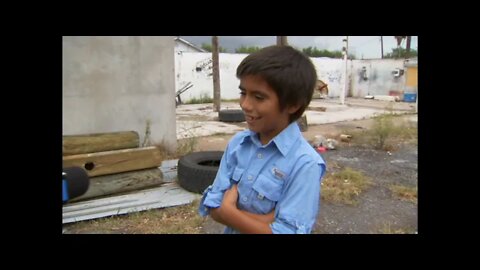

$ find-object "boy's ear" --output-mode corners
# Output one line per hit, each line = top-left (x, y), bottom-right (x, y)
(286, 104), (301, 114)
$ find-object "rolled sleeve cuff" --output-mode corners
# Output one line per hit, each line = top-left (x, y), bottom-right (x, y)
(270, 218), (312, 234)
(198, 185), (224, 217)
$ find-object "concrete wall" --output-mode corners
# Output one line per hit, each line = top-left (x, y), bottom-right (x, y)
(350, 59), (406, 97)
(175, 52), (413, 102)
(63, 36), (177, 152)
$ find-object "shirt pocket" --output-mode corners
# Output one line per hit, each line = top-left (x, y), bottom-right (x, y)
(251, 174), (284, 214)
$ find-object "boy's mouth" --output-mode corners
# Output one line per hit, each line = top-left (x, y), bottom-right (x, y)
(245, 115), (261, 123)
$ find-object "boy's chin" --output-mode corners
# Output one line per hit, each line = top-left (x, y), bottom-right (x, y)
(247, 124), (259, 132)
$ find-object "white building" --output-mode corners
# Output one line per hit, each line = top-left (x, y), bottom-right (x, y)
(175, 37), (207, 53)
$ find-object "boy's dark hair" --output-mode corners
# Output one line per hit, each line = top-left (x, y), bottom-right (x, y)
(236, 45), (317, 123)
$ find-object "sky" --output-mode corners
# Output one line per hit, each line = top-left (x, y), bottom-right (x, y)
(180, 36), (418, 59)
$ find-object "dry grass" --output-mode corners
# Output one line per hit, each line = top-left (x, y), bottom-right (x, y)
(176, 137), (198, 157)
(389, 184), (417, 204)
(347, 114), (417, 151)
(185, 93), (213, 104)
(63, 199), (206, 234)
(321, 167), (372, 206)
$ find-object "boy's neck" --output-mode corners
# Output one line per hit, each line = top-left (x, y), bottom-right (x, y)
(257, 122), (291, 145)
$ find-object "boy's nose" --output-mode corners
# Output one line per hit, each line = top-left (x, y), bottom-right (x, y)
(240, 96), (253, 112)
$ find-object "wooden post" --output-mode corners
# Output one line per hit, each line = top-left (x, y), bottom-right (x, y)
(63, 131), (139, 156)
(63, 146), (163, 177)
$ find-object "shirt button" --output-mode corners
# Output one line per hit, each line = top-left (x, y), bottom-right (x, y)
(242, 197), (248, 202)
(257, 153), (263, 159)
(247, 175), (253, 180)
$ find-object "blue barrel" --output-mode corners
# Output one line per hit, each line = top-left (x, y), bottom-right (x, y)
(404, 93), (417, 102)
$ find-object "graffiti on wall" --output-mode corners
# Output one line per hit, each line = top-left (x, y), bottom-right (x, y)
(327, 71), (342, 84)
(358, 67), (368, 82)
(195, 58), (213, 76)
(357, 66), (378, 83)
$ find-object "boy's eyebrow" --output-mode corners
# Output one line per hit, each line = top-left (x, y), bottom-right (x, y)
(238, 85), (269, 96)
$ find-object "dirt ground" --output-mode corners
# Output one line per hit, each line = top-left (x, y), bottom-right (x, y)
(198, 115), (418, 234)
(63, 114), (417, 234)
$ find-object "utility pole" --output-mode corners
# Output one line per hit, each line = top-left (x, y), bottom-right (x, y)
(380, 36), (384, 59)
(276, 36), (288, 46)
(340, 36), (348, 105)
(212, 36), (221, 112)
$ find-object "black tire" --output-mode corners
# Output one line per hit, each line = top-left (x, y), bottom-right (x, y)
(218, 109), (245, 122)
(177, 151), (224, 194)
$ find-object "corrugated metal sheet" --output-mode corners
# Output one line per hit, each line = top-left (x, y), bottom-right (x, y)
(63, 182), (200, 224)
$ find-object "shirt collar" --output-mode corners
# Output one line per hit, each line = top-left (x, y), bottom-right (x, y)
(240, 121), (301, 157)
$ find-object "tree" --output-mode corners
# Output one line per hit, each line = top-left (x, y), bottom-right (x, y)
(394, 36), (406, 58)
(406, 36), (411, 58)
(202, 43), (226, 53)
(302, 47), (355, 59)
(384, 48), (417, 59)
(235, 45), (262, 53)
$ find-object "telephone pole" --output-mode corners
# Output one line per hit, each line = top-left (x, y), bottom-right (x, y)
(380, 36), (384, 59)
(276, 36), (288, 46)
(212, 36), (221, 112)
(340, 36), (348, 105)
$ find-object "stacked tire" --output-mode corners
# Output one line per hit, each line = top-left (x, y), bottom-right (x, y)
(218, 110), (245, 122)
(177, 151), (224, 194)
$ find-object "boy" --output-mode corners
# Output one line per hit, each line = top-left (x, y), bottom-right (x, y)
(198, 45), (326, 234)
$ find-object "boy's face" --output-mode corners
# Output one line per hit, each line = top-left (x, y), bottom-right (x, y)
(239, 75), (297, 144)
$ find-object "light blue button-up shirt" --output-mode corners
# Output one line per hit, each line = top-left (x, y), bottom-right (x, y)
(198, 121), (326, 234)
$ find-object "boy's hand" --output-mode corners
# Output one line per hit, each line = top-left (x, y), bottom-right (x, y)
(211, 184), (275, 233)
(210, 184), (238, 224)
(224, 184), (275, 224)
(223, 184), (239, 208)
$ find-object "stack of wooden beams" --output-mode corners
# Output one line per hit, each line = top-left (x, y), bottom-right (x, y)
(62, 131), (165, 202)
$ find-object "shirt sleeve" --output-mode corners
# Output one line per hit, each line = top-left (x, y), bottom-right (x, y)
(198, 142), (234, 217)
(270, 159), (325, 234)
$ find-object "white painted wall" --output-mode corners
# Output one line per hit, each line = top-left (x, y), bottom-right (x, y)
(175, 52), (412, 102)
(350, 59), (406, 97)
(63, 36), (177, 152)
(310, 57), (346, 97)
(175, 52), (247, 101)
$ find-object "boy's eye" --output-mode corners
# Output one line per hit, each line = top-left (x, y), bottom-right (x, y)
(239, 91), (246, 96)
(255, 94), (264, 100)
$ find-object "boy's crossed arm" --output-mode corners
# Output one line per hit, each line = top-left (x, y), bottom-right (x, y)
(210, 184), (275, 234)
